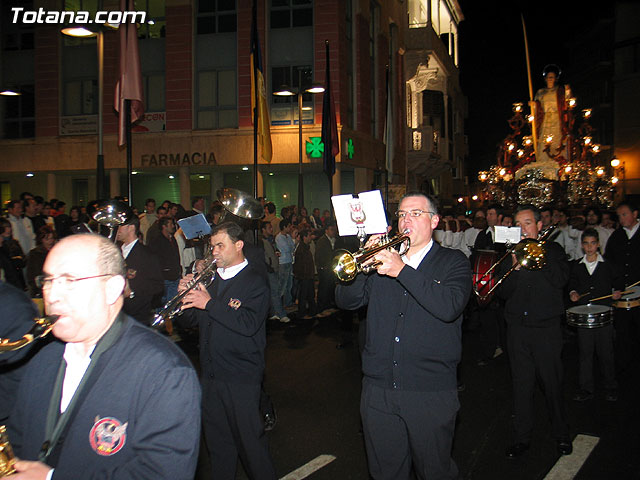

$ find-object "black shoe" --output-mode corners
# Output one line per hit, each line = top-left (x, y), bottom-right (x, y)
(557, 440), (572, 455)
(605, 389), (618, 402)
(572, 390), (594, 402)
(506, 442), (530, 458)
(264, 412), (277, 432)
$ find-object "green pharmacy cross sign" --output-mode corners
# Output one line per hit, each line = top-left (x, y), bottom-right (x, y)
(306, 137), (355, 159)
(306, 137), (324, 158)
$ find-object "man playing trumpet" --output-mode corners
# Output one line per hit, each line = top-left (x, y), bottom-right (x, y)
(336, 192), (472, 480)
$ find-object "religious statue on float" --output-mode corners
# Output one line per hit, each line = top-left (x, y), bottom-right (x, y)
(527, 64), (571, 180)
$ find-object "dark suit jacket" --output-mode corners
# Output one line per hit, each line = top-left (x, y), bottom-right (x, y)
(604, 226), (640, 287)
(568, 258), (623, 307)
(123, 241), (164, 323)
(335, 241), (472, 392)
(8, 315), (201, 479)
(315, 235), (335, 271)
(498, 241), (569, 326)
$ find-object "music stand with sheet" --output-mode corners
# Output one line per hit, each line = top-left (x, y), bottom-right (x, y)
(177, 214), (211, 240)
(331, 190), (388, 245)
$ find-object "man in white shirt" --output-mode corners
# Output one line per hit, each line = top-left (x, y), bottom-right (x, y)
(6, 200), (35, 255)
(8, 233), (201, 480)
(138, 198), (157, 243)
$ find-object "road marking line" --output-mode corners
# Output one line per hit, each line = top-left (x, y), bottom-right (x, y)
(279, 454), (337, 480)
(543, 434), (599, 480)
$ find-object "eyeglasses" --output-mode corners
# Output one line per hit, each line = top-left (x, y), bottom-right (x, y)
(395, 209), (436, 219)
(36, 274), (113, 290)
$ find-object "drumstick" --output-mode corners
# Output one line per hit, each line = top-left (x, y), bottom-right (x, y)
(588, 279), (640, 303)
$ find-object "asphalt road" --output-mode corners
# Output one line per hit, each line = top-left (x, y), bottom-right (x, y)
(182, 311), (640, 480)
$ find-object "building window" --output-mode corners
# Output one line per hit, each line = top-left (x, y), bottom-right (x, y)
(2, 1), (34, 50)
(136, 0), (166, 38)
(270, 0), (312, 29)
(144, 73), (165, 112)
(272, 65), (313, 103)
(197, 0), (237, 35)
(196, 69), (237, 129)
(3, 84), (35, 139)
(64, 79), (97, 115)
(423, 89), (444, 136)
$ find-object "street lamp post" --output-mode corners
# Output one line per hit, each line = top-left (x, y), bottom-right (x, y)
(274, 75), (324, 211)
(62, 26), (106, 200)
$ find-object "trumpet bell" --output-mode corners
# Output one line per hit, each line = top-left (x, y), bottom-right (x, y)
(333, 250), (358, 282)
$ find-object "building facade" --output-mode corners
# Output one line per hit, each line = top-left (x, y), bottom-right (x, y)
(0, 0), (467, 214)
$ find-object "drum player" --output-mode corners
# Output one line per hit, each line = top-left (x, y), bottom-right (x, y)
(568, 228), (623, 402)
(604, 201), (640, 375)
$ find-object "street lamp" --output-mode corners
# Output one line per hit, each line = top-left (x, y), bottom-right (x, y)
(273, 78), (324, 211)
(611, 157), (626, 197)
(61, 25), (107, 199)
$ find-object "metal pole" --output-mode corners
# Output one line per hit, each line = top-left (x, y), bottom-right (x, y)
(298, 87), (304, 211)
(125, 99), (132, 205)
(97, 30), (105, 199)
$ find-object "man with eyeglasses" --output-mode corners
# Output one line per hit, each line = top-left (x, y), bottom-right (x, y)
(336, 192), (472, 480)
(7, 234), (201, 480)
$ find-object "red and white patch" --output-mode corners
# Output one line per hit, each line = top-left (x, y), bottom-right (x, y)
(89, 416), (128, 456)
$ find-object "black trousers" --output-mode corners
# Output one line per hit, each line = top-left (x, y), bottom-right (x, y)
(317, 268), (336, 311)
(613, 307), (640, 372)
(296, 278), (316, 316)
(506, 321), (569, 444)
(202, 380), (276, 480)
(577, 324), (617, 392)
(360, 382), (459, 480)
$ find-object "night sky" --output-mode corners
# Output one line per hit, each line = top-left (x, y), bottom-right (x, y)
(457, 0), (605, 174)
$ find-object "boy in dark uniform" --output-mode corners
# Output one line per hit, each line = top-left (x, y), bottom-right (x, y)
(568, 228), (622, 402)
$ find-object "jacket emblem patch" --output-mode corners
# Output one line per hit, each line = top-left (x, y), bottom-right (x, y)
(89, 416), (128, 456)
(228, 298), (242, 310)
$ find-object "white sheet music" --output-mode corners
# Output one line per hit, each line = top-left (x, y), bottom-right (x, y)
(331, 190), (388, 237)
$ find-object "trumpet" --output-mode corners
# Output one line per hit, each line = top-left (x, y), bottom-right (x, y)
(474, 225), (556, 301)
(0, 425), (16, 477)
(333, 231), (410, 282)
(151, 256), (217, 329)
(0, 315), (59, 354)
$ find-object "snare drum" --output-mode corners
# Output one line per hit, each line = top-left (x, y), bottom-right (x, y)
(612, 286), (640, 310)
(473, 250), (498, 307)
(566, 304), (613, 328)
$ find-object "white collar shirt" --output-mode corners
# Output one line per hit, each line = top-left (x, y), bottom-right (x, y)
(217, 258), (248, 280)
(120, 238), (138, 259)
(624, 221), (640, 239)
(61, 343), (96, 414)
(402, 240), (434, 270)
(579, 253), (604, 276)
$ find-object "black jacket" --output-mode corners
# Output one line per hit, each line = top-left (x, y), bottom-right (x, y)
(148, 233), (181, 281)
(180, 262), (269, 384)
(568, 258), (624, 307)
(604, 226), (640, 287)
(499, 241), (569, 326)
(123, 241), (164, 323)
(8, 314), (201, 479)
(336, 241), (472, 392)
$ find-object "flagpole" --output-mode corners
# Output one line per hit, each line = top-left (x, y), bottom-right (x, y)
(521, 14), (538, 160)
(252, 0), (259, 202)
(125, 99), (132, 206)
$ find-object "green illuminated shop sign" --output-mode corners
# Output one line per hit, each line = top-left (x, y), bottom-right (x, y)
(305, 137), (355, 159)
